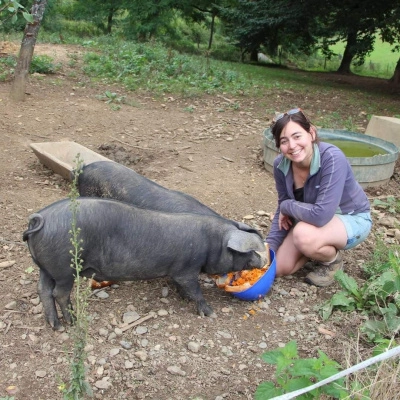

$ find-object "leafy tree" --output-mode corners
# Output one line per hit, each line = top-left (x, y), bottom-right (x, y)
(177, 0), (231, 50)
(0, 0), (34, 30)
(379, 6), (400, 85)
(220, 0), (319, 62)
(317, 0), (398, 74)
(122, 0), (177, 40)
(71, 0), (125, 34)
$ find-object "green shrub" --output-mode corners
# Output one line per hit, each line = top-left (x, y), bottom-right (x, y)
(30, 54), (61, 74)
(320, 245), (400, 342)
(255, 341), (347, 399)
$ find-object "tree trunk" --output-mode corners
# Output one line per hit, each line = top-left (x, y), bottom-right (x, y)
(250, 49), (258, 62)
(389, 57), (400, 86)
(106, 9), (114, 34)
(9, 0), (48, 102)
(207, 12), (215, 50)
(337, 30), (357, 74)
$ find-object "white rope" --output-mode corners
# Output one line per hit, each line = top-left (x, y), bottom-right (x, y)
(268, 345), (400, 400)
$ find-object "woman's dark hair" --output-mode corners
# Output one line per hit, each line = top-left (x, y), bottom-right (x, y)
(270, 110), (318, 148)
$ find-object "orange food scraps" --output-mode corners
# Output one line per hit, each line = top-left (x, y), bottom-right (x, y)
(228, 266), (269, 287)
(90, 279), (116, 289)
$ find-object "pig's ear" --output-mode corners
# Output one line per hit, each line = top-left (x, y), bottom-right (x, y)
(227, 231), (264, 253)
(232, 221), (262, 237)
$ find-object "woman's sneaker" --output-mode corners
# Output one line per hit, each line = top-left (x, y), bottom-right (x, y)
(304, 251), (343, 287)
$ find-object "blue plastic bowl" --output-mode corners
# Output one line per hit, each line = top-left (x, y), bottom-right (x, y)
(230, 248), (276, 301)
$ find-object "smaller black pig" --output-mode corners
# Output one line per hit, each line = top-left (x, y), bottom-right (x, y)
(23, 198), (268, 330)
(76, 161), (222, 217)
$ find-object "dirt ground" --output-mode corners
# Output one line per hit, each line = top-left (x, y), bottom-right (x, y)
(0, 43), (399, 400)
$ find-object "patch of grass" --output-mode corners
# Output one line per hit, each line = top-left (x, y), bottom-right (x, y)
(329, 39), (398, 79)
(30, 54), (61, 74)
(81, 40), (313, 97)
(343, 338), (400, 399)
(0, 55), (16, 81)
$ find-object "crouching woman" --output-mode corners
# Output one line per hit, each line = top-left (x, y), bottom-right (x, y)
(266, 108), (372, 286)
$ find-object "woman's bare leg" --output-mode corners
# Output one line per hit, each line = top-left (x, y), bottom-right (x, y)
(292, 216), (347, 262)
(275, 216), (347, 277)
(275, 229), (309, 276)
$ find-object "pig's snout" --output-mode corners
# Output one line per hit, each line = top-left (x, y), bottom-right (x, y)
(257, 249), (269, 268)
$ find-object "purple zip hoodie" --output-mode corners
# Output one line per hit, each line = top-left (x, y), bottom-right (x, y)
(266, 142), (370, 252)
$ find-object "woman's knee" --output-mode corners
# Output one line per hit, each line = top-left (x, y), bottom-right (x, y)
(292, 222), (316, 251)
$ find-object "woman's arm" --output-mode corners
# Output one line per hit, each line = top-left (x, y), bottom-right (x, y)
(279, 147), (347, 227)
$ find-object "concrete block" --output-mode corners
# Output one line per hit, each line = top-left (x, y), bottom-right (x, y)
(366, 116), (400, 148)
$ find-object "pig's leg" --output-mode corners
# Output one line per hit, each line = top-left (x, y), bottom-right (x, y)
(38, 269), (62, 330)
(53, 276), (75, 326)
(172, 277), (217, 318)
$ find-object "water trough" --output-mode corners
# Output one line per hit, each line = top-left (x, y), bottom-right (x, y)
(263, 128), (399, 188)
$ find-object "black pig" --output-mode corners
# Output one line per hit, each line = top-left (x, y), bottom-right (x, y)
(23, 198), (268, 330)
(76, 161), (222, 217)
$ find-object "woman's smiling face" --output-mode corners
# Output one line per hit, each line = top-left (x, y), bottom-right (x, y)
(279, 120), (315, 166)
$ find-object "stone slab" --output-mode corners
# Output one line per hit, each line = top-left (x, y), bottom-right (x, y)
(365, 116), (400, 148)
(30, 141), (113, 181)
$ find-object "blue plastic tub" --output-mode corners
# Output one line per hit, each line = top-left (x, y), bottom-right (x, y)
(231, 248), (276, 301)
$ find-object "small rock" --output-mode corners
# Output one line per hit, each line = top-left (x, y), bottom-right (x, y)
(125, 360), (134, 369)
(5, 301), (17, 310)
(99, 328), (108, 337)
(256, 210), (269, 216)
(136, 326), (148, 335)
(58, 333), (69, 342)
(30, 297), (40, 305)
(134, 351), (148, 361)
(157, 309), (169, 316)
(94, 378), (111, 390)
(114, 327), (123, 336)
(31, 304), (43, 314)
(95, 291), (109, 299)
(123, 311), (140, 324)
(167, 365), (186, 376)
(216, 331), (232, 339)
(120, 340), (132, 350)
(35, 370), (47, 378)
(109, 348), (120, 357)
(188, 341), (201, 353)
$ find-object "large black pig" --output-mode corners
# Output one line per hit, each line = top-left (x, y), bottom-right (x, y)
(76, 161), (222, 217)
(23, 198), (268, 330)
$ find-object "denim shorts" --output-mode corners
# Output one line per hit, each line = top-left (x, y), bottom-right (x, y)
(336, 212), (372, 250)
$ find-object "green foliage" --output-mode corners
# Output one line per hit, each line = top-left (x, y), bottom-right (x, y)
(320, 245), (400, 342)
(0, 0), (33, 29)
(61, 154), (93, 400)
(30, 54), (61, 74)
(96, 90), (126, 110)
(81, 40), (251, 95)
(363, 235), (397, 277)
(0, 55), (16, 81)
(372, 196), (400, 215)
(255, 341), (347, 399)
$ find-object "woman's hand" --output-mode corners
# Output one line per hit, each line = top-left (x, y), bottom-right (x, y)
(279, 212), (293, 230)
